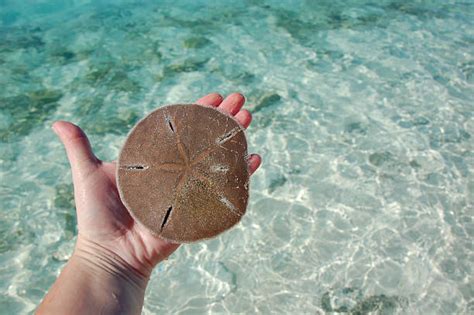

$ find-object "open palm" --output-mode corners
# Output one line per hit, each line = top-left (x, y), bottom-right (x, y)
(53, 93), (261, 275)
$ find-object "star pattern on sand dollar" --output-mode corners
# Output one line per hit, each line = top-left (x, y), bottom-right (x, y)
(155, 138), (215, 192)
(119, 106), (248, 242)
(119, 112), (245, 230)
(154, 119), (243, 194)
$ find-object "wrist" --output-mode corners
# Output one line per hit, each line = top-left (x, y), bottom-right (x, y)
(38, 237), (150, 315)
(73, 236), (151, 292)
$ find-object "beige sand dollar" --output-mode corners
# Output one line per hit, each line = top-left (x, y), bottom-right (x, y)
(117, 104), (250, 243)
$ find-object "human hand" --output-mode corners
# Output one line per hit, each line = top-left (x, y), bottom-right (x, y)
(52, 93), (262, 279)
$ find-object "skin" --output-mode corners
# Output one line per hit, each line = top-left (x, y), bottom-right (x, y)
(36, 93), (262, 315)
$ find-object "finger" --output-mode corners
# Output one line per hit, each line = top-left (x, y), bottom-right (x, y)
(196, 93), (223, 107)
(219, 93), (245, 116)
(247, 154), (262, 175)
(234, 109), (252, 129)
(52, 121), (100, 177)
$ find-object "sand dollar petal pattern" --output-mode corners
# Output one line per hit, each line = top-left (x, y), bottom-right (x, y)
(117, 104), (250, 243)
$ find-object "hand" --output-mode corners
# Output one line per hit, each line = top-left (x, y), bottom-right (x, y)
(52, 93), (262, 277)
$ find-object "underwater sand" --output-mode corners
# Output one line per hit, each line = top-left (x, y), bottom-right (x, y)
(0, 0), (473, 314)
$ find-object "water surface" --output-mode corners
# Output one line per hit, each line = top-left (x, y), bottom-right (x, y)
(0, 0), (473, 314)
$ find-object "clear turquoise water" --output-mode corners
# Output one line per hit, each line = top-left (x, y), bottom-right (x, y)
(1, 0), (473, 314)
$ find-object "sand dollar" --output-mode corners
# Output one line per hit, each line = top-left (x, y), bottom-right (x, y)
(117, 104), (250, 243)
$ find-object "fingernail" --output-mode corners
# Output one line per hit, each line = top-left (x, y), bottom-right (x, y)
(51, 124), (58, 135)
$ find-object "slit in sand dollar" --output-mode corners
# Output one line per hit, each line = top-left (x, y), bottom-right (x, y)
(117, 104), (250, 243)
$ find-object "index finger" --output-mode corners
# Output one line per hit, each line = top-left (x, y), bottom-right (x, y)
(196, 93), (223, 107)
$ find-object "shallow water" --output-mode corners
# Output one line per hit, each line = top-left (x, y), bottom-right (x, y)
(0, 0), (473, 314)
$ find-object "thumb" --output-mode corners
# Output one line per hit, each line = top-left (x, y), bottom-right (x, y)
(52, 121), (100, 178)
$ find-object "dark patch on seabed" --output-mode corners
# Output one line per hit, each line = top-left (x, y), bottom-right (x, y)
(368, 151), (394, 167)
(54, 183), (77, 237)
(321, 287), (408, 314)
(183, 36), (212, 49)
(0, 224), (36, 254)
(0, 89), (63, 143)
(54, 183), (75, 210)
(78, 109), (140, 136)
(253, 93), (282, 113)
(268, 175), (287, 193)
(0, 27), (45, 52)
(263, 0), (460, 49)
